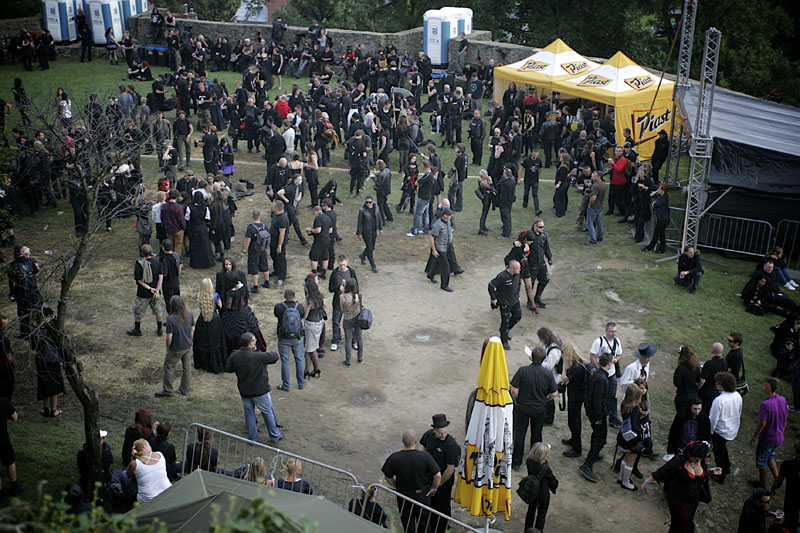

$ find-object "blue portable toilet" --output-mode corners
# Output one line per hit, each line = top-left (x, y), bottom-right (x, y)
(424, 9), (457, 66)
(441, 7), (472, 35)
(42, 0), (78, 42)
(119, 0), (134, 30)
(87, 0), (123, 44)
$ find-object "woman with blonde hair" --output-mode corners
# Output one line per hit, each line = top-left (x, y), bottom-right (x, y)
(616, 384), (644, 490)
(562, 342), (590, 458)
(277, 458), (313, 494)
(524, 442), (558, 531)
(192, 278), (227, 373)
(245, 457), (274, 486)
(126, 439), (171, 502)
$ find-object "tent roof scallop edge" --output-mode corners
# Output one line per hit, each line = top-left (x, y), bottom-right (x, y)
(493, 38), (601, 90)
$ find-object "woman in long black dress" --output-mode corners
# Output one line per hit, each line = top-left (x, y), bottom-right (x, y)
(319, 180), (342, 206)
(193, 278), (227, 374)
(31, 312), (65, 417)
(187, 191), (216, 269)
(208, 191), (226, 262)
(220, 271), (267, 354)
(553, 152), (571, 217)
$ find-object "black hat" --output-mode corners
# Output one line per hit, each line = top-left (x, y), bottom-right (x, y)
(636, 342), (657, 359)
(431, 414), (450, 428)
(441, 208), (454, 216)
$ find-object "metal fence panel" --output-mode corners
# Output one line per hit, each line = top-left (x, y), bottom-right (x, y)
(697, 213), (773, 258)
(182, 423), (362, 509)
(773, 219), (800, 272)
(368, 483), (482, 533)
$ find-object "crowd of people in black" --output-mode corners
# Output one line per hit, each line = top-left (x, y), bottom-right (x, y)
(0, 12), (798, 533)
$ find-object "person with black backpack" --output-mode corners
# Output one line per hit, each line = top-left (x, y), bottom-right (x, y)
(273, 289), (306, 392)
(242, 209), (270, 294)
(518, 442), (558, 532)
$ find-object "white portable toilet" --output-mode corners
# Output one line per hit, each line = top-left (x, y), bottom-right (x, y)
(440, 7), (469, 36)
(42, 0), (78, 42)
(88, 0), (123, 44)
(423, 10), (445, 66)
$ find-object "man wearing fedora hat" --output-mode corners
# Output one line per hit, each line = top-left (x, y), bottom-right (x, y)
(620, 342), (655, 391)
(420, 414), (460, 531)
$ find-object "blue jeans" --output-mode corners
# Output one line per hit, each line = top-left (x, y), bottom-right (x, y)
(296, 59), (309, 77)
(278, 338), (305, 389)
(587, 206), (603, 243)
(242, 392), (283, 442)
(674, 271), (703, 291)
(776, 267), (792, 285)
(411, 198), (430, 235)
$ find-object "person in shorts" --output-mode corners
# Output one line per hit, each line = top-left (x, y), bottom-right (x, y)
(750, 376), (788, 489)
(127, 244), (165, 337)
(242, 209), (270, 294)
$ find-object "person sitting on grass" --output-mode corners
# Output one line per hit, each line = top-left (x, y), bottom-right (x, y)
(674, 246), (703, 294)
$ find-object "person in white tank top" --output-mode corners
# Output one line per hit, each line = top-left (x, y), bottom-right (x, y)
(127, 439), (172, 502)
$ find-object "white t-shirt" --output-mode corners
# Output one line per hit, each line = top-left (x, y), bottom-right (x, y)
(590, 335), (622, 377)
(542, 343), (563, 382)
(619, 359), (649, 391)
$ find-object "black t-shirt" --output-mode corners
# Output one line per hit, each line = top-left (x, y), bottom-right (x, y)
(245, 222), (268, 253)
(134, 257), (161, 298)
(510, 364), (557, 414)
(312, 212), (331, 244)
(699, 357), (728, 399)
(521, 156), (542, 182)
(419, 430), (460, 474)
(270, 212), (290, 244)
(173, 117), (190, 136)
(381, 449), (440, 494)
(0, 397), (14, 442)
(726, 348), (744, 382)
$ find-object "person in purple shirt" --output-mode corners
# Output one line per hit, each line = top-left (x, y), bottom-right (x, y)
(749, 376), (788, 489)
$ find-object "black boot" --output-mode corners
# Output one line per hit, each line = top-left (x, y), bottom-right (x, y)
(156, 321), (163, 336)
(126, 322), (142, 336)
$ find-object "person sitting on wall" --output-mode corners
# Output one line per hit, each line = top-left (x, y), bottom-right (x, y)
(674, 246), (703, 294)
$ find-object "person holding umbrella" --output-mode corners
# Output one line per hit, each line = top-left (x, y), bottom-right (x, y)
(419, 414), (460, 532)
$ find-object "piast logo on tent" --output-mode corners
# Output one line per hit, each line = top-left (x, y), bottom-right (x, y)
(624, 76), (655, 91)
(632, 107), (672, 143)
(560, 61), (590, 75)
(518, 60), (548, 72)
(577, 74), (612, 87)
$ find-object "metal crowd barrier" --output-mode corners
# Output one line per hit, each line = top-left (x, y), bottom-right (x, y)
(182, 423), (361, 508)
(698, 213), (773, 258)
(368, 483), (481, 533)
(773, 219), (800, 272)
(181, 424), (482, 533)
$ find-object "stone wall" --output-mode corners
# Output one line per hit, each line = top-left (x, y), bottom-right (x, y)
(447, 37), (537, 68)
(130, 12), (492, 60)
(0, 16), (42, 40)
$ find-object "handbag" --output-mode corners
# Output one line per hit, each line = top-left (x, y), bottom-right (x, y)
(358, 307), (373, 330)
(736, 359), (749, 396)
(474, 187), (486, 201)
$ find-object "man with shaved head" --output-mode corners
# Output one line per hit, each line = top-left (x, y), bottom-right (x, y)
(699, 342), (728, 417)
(382, 430), (442, 533)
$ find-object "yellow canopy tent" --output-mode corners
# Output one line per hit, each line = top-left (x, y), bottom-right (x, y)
(493, 38), (600, 99)
(551, 51), (675, 159)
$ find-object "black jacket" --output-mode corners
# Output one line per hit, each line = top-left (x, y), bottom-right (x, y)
(529, 230), (552, 267)
(677, 252), (703, 276)
(356, 203), (383, 236)
(585, 369), (609, 423)
(495, 175), (515, 208)
(488, 269), (520, 307)
(329, 266), (358, 295)
(225, 347), (279, 397)
(666, 405), (711, 455)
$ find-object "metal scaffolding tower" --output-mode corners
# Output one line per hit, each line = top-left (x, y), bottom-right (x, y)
(681, 28), (721, 250)
(665, 0), (697, 185)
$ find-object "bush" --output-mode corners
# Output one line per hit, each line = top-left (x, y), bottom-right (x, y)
(3, 0), (41, 19)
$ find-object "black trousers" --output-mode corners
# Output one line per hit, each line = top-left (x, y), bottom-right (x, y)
(512, 408), (545, 467)
(545, 399), (555, 425)
(608, 184), (627, 216)
(270, 242), (287, 280)
(430, 478), (454, 533)
(523, 179), (539, 210)
(377, 192), (393, 222)
(499, 206), (512, 237)
(479, 199), (491, 231)
(524, 490), (550, 531)
(306, 170), (319, 206)
(80, 39), (92, 62)
(530, 265), (549, 303)
(360, 232), (376, 267)
(430, 250), (450, 289)
(567, 394), (584, 451)
(349, 167), (364, 194)
(711, 432), (731, 480)
(470, 138), (482, 165)
(645, 219), (668, 252)
(70, 194), (88, 235)
(285, 205), (307, 244)
(499, 302), (521, 344)
(584, 418), (607, 467)
(397, 494), (431, 533)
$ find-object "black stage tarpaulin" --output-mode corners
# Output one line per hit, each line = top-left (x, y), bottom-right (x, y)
(679, 84), (800, 194)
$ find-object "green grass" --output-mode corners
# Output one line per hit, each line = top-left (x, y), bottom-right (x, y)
(0, 54), (798, 530)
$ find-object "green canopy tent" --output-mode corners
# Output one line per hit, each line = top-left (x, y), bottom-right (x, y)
(126, 470), (385, 532)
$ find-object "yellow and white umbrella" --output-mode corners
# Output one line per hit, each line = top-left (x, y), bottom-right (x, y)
(453, 336), (514, 524)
